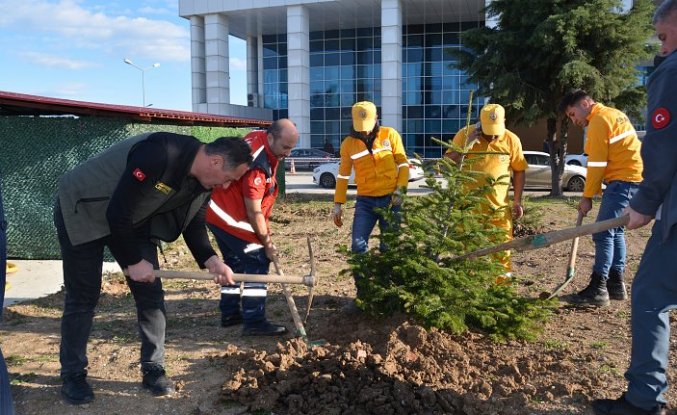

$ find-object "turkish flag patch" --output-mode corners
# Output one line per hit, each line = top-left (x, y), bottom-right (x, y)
(132, 168), (146, 182)
(651, 107), (671, 129)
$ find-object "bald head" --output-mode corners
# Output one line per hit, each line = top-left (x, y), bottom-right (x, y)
(268, 118), (299, 159)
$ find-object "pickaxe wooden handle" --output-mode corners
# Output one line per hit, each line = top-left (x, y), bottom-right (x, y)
(451, 215), (629, 261)
(153, 270), (316, 287)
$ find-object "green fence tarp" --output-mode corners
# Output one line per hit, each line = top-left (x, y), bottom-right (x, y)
(0, 116), (248, 259)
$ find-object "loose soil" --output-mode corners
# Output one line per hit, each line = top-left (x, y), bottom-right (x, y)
(1, 194), (673, 415)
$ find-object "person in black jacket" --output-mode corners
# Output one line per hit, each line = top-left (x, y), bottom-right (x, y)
(54, 132), (252, 405)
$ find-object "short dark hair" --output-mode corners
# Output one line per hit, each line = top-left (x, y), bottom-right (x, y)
(654, 0), (677, 24)
(205, 136), (252, 169)
(558, 89), (590, 114)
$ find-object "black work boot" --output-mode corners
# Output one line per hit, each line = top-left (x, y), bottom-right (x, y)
(242, 321), (288, 336)
(142, 366), (174, 396)
(592, 393), (667, 415)
(607, 269), (628, 301)
(571, 272), (610, 306)
(221, 314), (244, 327)
(61, 372), (94, 405)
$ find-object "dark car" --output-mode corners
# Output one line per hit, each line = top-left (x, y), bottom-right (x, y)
(285, 148), (335, 171)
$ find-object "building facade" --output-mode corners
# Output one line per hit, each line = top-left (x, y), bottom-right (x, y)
(179, 0), (494, 157)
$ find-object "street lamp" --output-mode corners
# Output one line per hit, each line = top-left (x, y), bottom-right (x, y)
(123, 58), (160, 107)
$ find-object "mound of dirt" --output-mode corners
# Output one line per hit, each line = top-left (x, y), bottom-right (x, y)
(221, 321), (602, 415)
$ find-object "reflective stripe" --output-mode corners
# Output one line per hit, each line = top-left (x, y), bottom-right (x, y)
(243, 243), (263, 253)
(209, 200), (255, 233)
(372, 147), (389, 154)
(251, 145), (264, 160)
(397, 163), (409, 169)
(351, 150), (370, 160)
(241, 288), (267, 297)
(220, 287), (241, 295)
(337, 174), (351, 180)
(587, 161), (608, 168)
(609, 130), (635, 145)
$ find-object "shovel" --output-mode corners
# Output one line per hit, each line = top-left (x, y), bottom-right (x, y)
(450, 215), (629, 261)
(546, 211), (585, 299)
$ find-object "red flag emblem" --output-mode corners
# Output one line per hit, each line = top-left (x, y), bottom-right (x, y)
(132, 168), (146, 182)
(651, 108), (671, 130)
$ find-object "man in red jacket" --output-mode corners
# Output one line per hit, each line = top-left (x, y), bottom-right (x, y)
(206, 119), (299, 335)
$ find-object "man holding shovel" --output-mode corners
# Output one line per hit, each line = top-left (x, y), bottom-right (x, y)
(559, 90), (643, 306)
(206, 119), (299, 336)
(593, 1), (677, 413)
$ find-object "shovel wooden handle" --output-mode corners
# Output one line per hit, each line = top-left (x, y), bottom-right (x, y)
(153, 270), (315, 286)
(452, 214), (629, 261)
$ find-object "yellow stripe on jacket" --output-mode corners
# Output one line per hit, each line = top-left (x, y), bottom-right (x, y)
(334, 126), (409, 204)
(583, 104), (643, 198)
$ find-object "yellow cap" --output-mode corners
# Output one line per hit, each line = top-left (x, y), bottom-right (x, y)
(479, 104), (506, 137)
(352, 101), (377, 132)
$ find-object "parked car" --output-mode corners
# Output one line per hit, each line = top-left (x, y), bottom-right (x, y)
(523, 151), (587, 191)
(564, 153), (588, 167)
(285, 148), (335, 171)
(313, 159), (425, 189)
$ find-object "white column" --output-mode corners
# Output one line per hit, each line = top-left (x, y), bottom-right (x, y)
(287, 5), (310, 147)
(381, 0), (402, 132)
(204, 13), (230, 113)
(246, 35), (259, 107)
(190, 16), (206, 112)
(485, 0), (499, 28)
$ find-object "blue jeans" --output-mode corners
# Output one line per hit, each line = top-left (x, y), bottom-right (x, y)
(207, 224), (269, 327)
(54, 199), (166, 377)
(592, 181), (639, 278)
(0, 179), (15, 414)
(351, 195), (400, 254)
(625, 221), (677, 410)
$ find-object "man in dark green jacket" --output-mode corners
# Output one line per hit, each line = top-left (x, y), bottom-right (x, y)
(54, 132), (251, 405)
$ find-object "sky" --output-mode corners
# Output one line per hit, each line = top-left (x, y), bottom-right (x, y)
(0, 0), (248, 111)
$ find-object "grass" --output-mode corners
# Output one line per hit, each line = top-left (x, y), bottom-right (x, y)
(543, 339), (570, 350)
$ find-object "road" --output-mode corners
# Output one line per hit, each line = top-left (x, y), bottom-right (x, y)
(283, 172), (582, 198)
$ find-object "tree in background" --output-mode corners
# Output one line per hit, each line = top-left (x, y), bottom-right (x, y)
(451, 0), (655, 195)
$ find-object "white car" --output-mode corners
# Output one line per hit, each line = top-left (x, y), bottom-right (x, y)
(564, 153), (588, 167)
(523, 151), (587, 191)
(313, 159), (425, 189)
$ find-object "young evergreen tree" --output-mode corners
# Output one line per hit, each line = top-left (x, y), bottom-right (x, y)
(450, 0), (655, 196)
(346, 148), (555, 341)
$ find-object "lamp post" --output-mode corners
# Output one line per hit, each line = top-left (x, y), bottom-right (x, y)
(123, 58), (160, 107)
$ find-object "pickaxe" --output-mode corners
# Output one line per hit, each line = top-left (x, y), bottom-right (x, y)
(450, 215), (629, 261)
(152, 236), (322, 344)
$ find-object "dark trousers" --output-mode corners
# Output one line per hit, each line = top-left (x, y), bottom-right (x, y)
(207, 224), (269, 327)
(54, 200), (166, 377)
(0, 182), (15, 414)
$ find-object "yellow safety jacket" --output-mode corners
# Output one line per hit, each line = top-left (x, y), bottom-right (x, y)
(451, 125), (528, 210)
(583, 103), (643, 198)
(334, 126), (409, 204)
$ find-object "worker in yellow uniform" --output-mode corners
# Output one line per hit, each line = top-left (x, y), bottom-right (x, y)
(445, 103), (528, 279)
(559, 89), (643, 306)
(330, 101), (409, 297)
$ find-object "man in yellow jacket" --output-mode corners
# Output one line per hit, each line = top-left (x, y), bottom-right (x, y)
(445, 103), (528, 278)
(330, 101), (409, 295)
(559, 89), (643, 306)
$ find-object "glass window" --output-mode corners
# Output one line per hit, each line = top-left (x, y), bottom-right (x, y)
(263, 57), (278, 70)
(310, 53), (323, 67)
(325, 39), (340, 51)
(325, 53), (340, 66)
